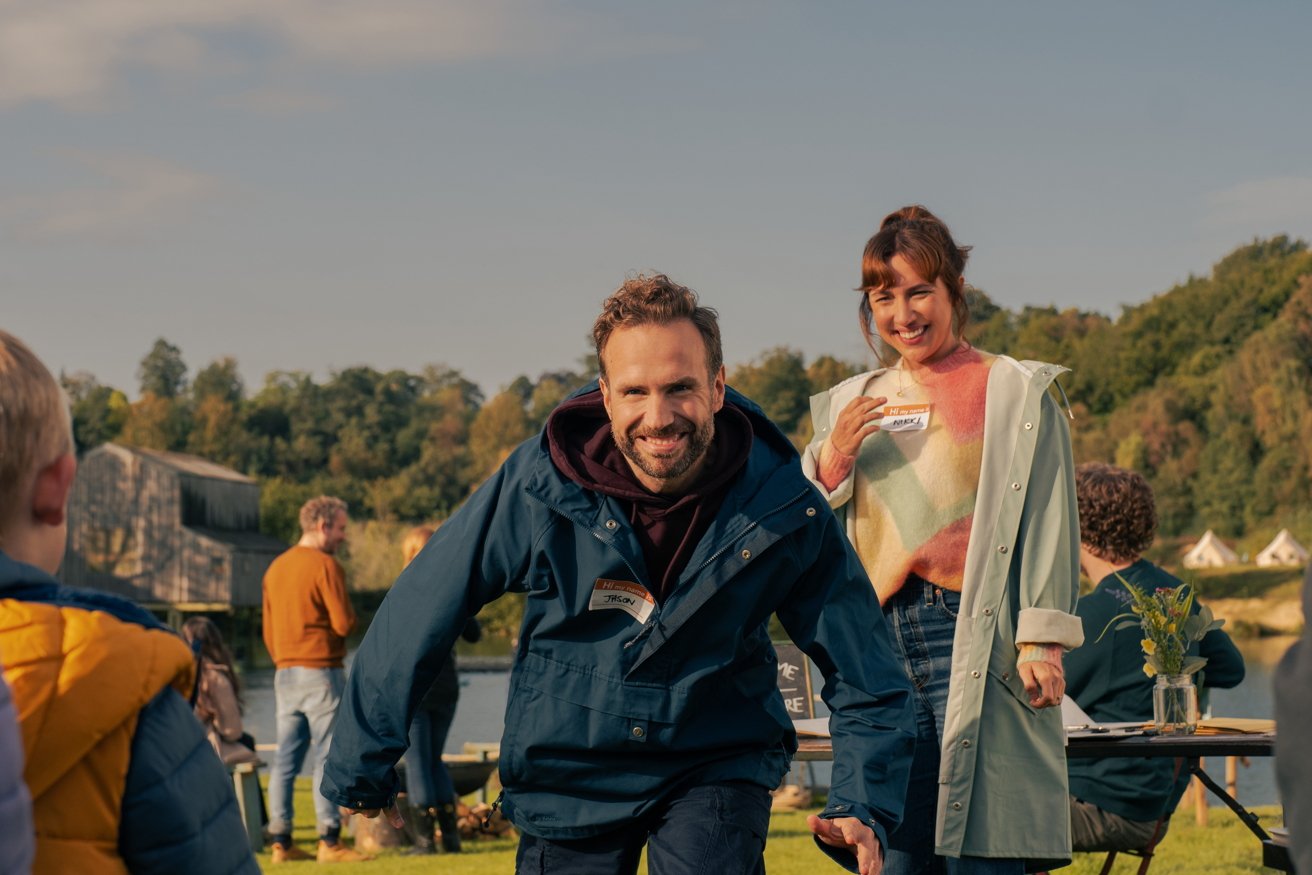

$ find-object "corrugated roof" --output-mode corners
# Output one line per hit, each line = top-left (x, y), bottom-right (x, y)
(107, 443), (256, 484)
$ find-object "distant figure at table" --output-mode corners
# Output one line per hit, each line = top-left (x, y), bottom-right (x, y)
(1275, 561), (1312, 874)
(398, 524), (481, 855)
(1065, 462), (1244, 853)
(182, 617), (259, 767)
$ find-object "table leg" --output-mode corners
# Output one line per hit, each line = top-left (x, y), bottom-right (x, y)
(1187, 758), (1270, 843)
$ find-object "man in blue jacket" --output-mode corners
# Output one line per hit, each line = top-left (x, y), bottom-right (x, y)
(323, 275), (916, 874)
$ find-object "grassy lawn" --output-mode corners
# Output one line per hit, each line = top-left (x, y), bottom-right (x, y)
(256, 778), (1281, 873)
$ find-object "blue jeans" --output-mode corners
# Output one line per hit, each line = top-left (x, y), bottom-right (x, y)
(407, 699), (457, 808)
(267, 666), (345, 837)
(515, 781), (771, 875)
(882, 580), (1023, 875)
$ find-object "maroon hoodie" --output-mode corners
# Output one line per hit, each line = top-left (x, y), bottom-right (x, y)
(546, 390), (753, 604)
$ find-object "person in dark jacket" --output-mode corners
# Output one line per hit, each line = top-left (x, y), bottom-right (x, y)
(0, 329), (258, 875)
(324, 275), (916, 875)
(1064, 463), (1245, 852)
(398, 524), (481, 854)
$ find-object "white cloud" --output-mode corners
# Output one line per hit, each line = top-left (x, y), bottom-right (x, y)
(0, 0), (624, 107)
(0, 150), (220, 239)
(1201, 177), (1312, 235)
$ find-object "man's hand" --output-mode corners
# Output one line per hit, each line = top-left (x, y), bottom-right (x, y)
(808, 814), (883, 875)
(1019, 658), (1065, 709)
(352, 802), (405, 829)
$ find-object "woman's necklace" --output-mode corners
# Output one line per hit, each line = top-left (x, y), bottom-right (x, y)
(895, 361), (921, 398)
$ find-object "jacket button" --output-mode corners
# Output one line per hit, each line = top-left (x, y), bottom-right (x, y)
(605, 519), (618, 530)
(983, 608), (993, 616)
(952, 802), (962, 810)
(1003, 673), (1011, 681)
(741, 549), (752, 560)
(632, 726), (645, 739)
(998, 545), (1008, 554)
(1011, 482), (1021, 491)
(805, 507), (817, 517)
(962, 739), (971, 747)
(1024, 422), (1034, 430)
(971, 671), (981, 678)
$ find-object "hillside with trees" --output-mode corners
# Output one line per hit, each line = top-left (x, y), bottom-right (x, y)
(63, 236), (1312, 558)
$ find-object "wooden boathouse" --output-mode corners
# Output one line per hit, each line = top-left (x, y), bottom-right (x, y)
(61, 443), (288, 611)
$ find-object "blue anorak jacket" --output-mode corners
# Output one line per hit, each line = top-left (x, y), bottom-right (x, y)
(323, 386), (915, 853)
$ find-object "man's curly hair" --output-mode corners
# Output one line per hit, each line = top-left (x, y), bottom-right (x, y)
(1076, 462), (1157, 563)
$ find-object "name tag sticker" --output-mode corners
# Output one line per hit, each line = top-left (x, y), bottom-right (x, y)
(882, 403), (931, 433)
(589, 579), (655, 624)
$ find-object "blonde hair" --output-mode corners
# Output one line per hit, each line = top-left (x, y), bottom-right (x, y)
(401, 524), (436, 566)
(0, 330), (73, 533)
(298, 495), (347, 536)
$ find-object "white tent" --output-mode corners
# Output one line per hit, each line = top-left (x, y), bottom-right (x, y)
(1182, 529), (1240, 569)
(1256, 529), (1309, 567)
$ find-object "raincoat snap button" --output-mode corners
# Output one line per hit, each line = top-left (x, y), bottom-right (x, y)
(998, 545), (1008, 554)
(604, 519), (618, 530)
(805, 507), (817, 517)
(1024, 422), (1034, 430)
(952, 802), (962, 811)
(962, 739), (971, 748)
(1011, 482), (1021, 491)
(971, 671), (981, 678)
(983, 608), (993, 616)
(741, 549), (752, 560)
(1003, 673), (1011, 681)
(632, 726), (645, 739)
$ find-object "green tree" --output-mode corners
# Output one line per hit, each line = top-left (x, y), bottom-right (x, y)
(192, 357), (245, 405)
(61, 371), (129, 452)
(137, 338), (188, 399)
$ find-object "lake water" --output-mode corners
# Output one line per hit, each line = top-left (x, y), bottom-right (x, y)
(243, 636), (1292, 807)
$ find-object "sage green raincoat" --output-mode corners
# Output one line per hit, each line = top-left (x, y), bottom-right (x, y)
(803, 356), (1083, 867)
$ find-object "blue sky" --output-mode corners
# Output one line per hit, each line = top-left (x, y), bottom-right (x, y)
(4, 1), (1311, 399)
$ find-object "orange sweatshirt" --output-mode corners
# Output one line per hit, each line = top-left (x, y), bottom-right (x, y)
(262, 546), (356, 669)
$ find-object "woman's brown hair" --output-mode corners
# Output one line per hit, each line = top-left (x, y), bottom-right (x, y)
(857, 205), (972, 362)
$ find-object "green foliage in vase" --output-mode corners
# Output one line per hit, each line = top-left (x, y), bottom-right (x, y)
(1099, 574), (1226, 678)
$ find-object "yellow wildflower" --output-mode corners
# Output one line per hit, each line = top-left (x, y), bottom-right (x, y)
(1167, 622), (1176, 634)
(1141, 639), (1157, 655)
(1143, 663), (1157, 678)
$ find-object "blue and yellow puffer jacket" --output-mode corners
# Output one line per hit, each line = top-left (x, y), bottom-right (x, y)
(0, 551), (258, 875)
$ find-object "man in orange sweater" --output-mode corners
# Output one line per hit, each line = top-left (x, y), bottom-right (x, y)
(262, 496), (362, 863)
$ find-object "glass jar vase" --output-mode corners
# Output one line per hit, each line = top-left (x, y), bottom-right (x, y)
(1153, 673), (1198, 735)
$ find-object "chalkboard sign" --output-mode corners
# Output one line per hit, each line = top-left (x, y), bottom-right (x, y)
(772, 641), (816, 719)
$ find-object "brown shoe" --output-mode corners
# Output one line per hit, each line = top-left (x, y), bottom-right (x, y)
(316, 841), (374, 863)
(271, 842), (315, 862)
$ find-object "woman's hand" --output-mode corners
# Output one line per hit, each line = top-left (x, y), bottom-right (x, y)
(1017, 643), (1065, 709)
(831, 395), (887, 457)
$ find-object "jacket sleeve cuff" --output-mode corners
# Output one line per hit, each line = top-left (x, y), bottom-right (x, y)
(813, 802), (888, 872)
(319, 775), (397, 812)
(1016, 607), (1085, 650)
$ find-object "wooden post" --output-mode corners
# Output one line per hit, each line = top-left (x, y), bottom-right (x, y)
(1226, 756), (1238, 801)
(1194, 757), (1209, 827)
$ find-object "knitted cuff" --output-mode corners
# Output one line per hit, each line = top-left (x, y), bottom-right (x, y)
(1016, 643), (1064, 667)
(817, 440), (857, 492)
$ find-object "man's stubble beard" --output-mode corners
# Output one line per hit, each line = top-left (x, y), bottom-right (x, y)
(614, 416), (715, 487)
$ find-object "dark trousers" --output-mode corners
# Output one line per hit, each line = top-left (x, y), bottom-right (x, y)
(514, 781), (771, 875)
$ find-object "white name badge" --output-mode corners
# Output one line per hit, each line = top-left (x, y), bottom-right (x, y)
(881, 403), (931, 433)
(589, 579), (656, 624)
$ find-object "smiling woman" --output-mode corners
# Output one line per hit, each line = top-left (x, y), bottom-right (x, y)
(802, 205), (1084, 873)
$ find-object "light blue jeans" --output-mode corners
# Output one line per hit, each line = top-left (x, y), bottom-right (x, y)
(882, 579), (1023, 875)
(267, 666), (345, 837)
